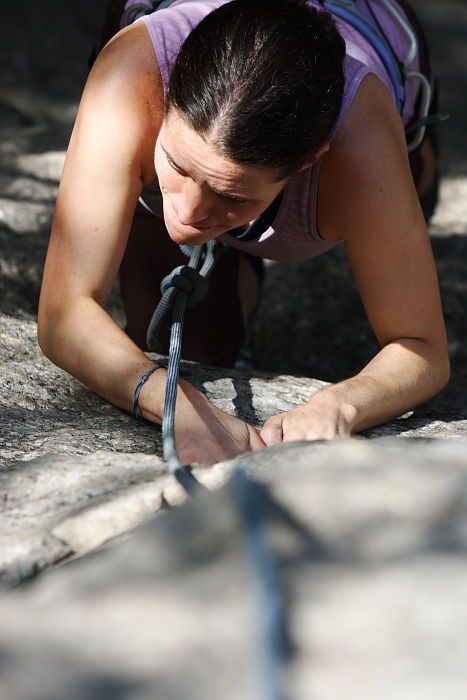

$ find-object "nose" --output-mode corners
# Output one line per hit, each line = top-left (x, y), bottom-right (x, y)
(172, 181), (211, 226)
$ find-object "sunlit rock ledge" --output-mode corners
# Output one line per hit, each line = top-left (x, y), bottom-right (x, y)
(1, 311), (467, 587)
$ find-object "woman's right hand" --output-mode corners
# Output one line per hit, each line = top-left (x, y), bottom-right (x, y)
(140, 371), (265, 466)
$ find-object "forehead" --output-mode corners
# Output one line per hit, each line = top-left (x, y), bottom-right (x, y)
(160, 110), (281, 195)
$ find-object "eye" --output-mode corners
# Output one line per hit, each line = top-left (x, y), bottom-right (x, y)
(218, 192), (248, 205)
(166, 154), (186, 176)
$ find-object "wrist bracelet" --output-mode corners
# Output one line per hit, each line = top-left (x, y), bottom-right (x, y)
(133, 364), (159, 420)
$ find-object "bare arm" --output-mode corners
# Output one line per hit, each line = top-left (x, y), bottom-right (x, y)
(38, 25), (164, 413)
(38, 25), (263, 463)
(262, 75), (449, 443)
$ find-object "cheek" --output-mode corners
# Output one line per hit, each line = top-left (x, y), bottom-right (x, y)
(154, 145), (178, 193)
(154, 156), (173, 191)
(225, 202), (266, 224)
(220, 206), (249, 226)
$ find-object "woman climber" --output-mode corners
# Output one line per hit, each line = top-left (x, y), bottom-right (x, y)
(38, 0), (450, 464)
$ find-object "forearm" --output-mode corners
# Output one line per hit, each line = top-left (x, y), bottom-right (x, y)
(312, 338), (450, 433)
(38, 295), (265, 465)
(38, 296), (166, 419)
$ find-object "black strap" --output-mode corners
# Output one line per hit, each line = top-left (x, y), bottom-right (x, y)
(405, 112), (450, 135)
(229, 192), (284, 243)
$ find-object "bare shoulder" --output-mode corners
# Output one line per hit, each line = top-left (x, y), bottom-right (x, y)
(81, 22), (165, 183)
(315, 76), (446, 357)
(42, 23), (166, 309)
(317, 73), (418, 242)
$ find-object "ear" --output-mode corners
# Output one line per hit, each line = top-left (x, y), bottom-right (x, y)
(297, 142), (331, 172)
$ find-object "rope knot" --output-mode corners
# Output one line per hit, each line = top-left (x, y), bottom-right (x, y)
(161, 265), (209, 307)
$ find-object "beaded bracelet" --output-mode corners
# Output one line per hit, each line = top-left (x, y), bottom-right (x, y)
(133, 364), (160, 420)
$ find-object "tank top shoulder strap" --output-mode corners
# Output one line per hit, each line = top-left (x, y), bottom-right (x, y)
(140, 0), (227, 96)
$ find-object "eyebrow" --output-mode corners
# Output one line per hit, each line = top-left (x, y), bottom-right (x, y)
(160, 143), (250, 202)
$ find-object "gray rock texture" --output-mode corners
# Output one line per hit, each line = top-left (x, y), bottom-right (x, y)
(2, 306), (467, 587)
(2, 439), (467, 700)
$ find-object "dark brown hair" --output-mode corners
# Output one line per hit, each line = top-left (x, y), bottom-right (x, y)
(167, 0), (346, 177)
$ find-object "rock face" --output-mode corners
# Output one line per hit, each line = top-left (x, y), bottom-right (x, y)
(2, 308), (467, 588)
(2, 439), (467, 700)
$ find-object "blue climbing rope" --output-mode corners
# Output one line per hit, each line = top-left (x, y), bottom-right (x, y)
(233, 470), (289, 700)
(146, 241), (290, 699)
(146, 241), (217, 490)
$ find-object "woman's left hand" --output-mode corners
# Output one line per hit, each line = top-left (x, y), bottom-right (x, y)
(260, 393), (357, 445)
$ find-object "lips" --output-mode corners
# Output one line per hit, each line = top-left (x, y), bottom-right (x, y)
(172, 209), (223, 234)
(173, 210), (221, 231)
(174, 219), (222, 234)
(175, 220), (218, 230)
(164, 211), (223, 246)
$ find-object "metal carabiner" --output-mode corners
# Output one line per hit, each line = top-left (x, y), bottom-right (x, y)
(378, 0), (418, 67)
(378, 0), (433, 152)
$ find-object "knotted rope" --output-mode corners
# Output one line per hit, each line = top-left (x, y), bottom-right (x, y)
(146, 241), (220, 490)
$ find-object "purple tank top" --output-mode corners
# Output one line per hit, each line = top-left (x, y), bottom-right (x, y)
(139, 0), (421, 261)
